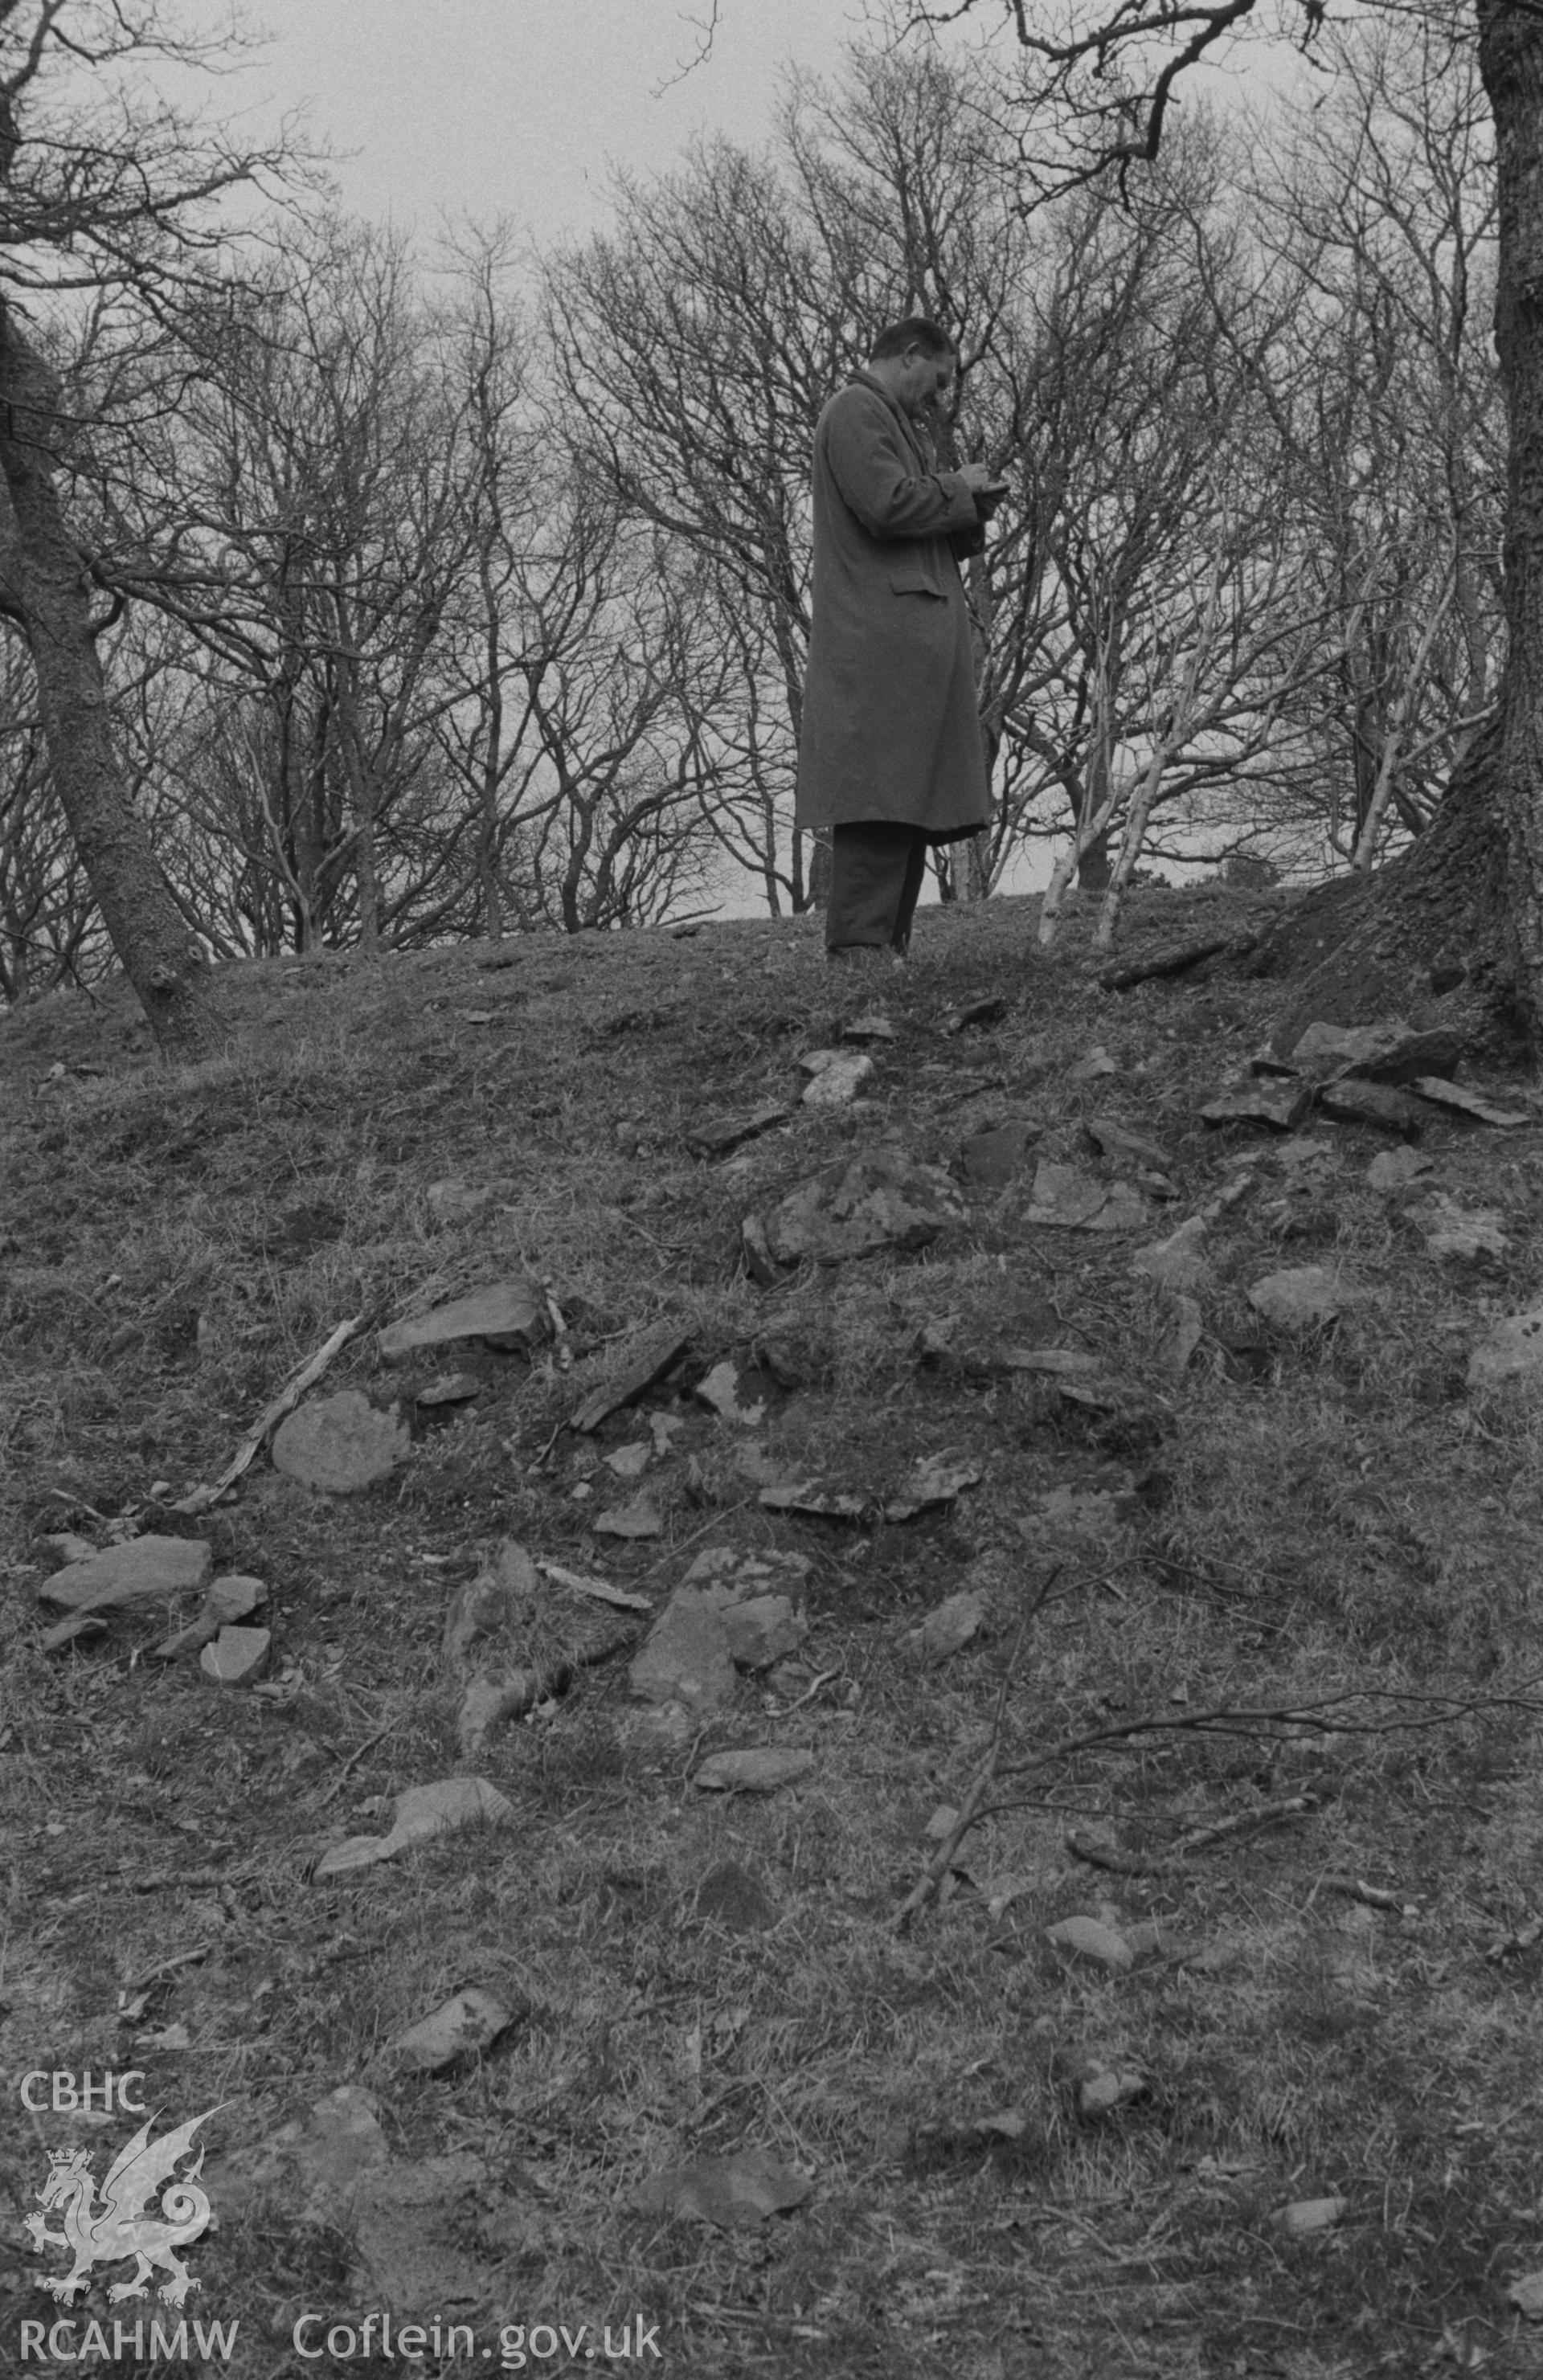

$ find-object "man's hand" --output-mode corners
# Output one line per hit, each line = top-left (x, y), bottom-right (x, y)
(958, 461), (1010, 513)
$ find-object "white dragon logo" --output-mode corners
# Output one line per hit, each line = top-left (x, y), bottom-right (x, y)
(26, 2106), (222, 2307)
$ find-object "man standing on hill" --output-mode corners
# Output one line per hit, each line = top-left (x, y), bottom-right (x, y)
(797, 317), (1002, 961)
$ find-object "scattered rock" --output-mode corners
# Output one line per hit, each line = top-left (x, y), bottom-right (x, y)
(1508, 2272), (1543, 2321)
(694, 1859), (780, 1934)
(442, 1540), (538, 1672)
(314, 1777), (514, 1880)
(1410, 1076), (1531, 1127)
(1467, 1304), (1543, 1391)
(199, 1625), (271, 1686)
(1316, 1078), (1422, 1134)
(425, 1180), (513, 1225)
(800, 1050), (874, 1106)
(36, 1533), (212, 1616)
(1001, 1347), (1105, 1381)
(1085, 1115), (1173, 1172)
(42, 1531), (95, 1566)
(757, 1482), (871, 1523)
(960, 1120), (1042, 1186)
(1246, 1266), (1354, 1329)
(721, 1596), (806, 1670)
(1054, 2049), (1151, 2117)
(386, 1987), (517, 2074)
(843, 1011), (896, 1042)
(1021, 1483), (1140, 1547)
(1414, 1194), (1510, 1260)
(604, 1440), (653, 1479)
(632, 2147), (812, 2230)
(686, 1103), (792, 1159)
(1367, 1145), (1432, 1190)
(1046, 1915), (1135, 1971)
(1271, 2196), (1347, 2238)
(694, 1746), (814, 1793)
(629, 1592), (738, 1711)
(378, 1278), (549, 1365)
(593, 1497), (664, 1540)
(1130, 1216), (1210, 1293)
(942, 994), (1010, 1037)
(1169, 1294), (1204, 1374)
(681, 1546), (811, 1603)
(759, 1151), (964, 1267)
(1027, 1162), (1146, 1232)
(272, 1392), (409, 1494)
(1289, 1018), (1463, 1084)
(1200, 1079), (1312, 1132)
(694, 1359), (773, 1427)
(919, 1589), (987, 1663)
(1068, 1045), (1118, 1081)
(349, 2153), (494, 2314)
(151, 1573), (267, 1660)
(885, 1451), (984, 1521)
(571, 1323), (693, 1433)
(415, 1372), (482, 1409)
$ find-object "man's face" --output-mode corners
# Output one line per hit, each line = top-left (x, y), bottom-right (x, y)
(897, 346), (955, 420)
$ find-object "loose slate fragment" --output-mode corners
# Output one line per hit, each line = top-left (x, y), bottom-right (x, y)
(272, 1392), (410, 1493)
(415, 1372), (482, 1409)
(632, 2147), (811, 2230)
(630, 1590), (738, 1711)
(1027, 1162), (1145, 1232)
(885, 1452), (984, 1522)
(379, 1278), (548, 1365)
(1467, 1303), (1543, 1390)
(593, 1497), (664, 1540)
(1046, 1916), (1135, 1971)
(1200, 1080), (1312, 1131)
(603, 1440), (652, 1478)
(1271, 2196), (1347, 2238)
(1247, 1266), (1353, 1328)
(1316, 1078), (1422, 1134)
(314, 1777), (514, 1880)
(1367, 1145), (1432, 1190)
(920, 1588), (987, 1663)
(151, 1573), (267, 1661)
(199, 1624), (271, 1685)
(1415, 1194), (1509, 1260)
(758, 1482), (870, 1523)
(760, 1153), (964, 1267)
(1410, 1076), (1530, 1127)
(571, 1323), (693, 1433)
(1085, 1115), (1173, 1172)
(1289, 1017), (1463, 1085)
(1001, 1347), (1104, 1380)
(37, 1534), (212, 1615)
(1508, 2272), (1543, 2321)
(1068, 1045), (1119, 1081)
(387, 1986), (516, 2073)
(1131, 1216), (1210, 1294)
(842, 1010), (897, 1042)
(802, 1051), (874, 1106)
(694, 1359), (771, 1427)
(694, 1747), (814, 1793)
(686, 1103), (792, 1159)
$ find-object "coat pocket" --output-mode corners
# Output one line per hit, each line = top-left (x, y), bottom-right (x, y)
(888, 567), (944, 599)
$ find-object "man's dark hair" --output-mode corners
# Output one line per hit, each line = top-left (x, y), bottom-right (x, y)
(869, 317), (953, 363)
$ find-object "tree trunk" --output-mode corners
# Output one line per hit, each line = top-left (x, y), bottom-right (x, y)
(0, 307), (210, 1053)
(1253, 5), (1543, 1064)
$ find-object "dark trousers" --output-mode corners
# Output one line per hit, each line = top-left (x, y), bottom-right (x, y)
(826, 823), (931, 951)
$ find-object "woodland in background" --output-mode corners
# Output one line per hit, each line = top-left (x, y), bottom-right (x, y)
(0, 18), (1502, 1000)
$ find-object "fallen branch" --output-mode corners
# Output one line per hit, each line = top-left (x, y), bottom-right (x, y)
(1068, 1794), (1317, 1877)
(169, 1315), (362, 1514)
(1099, 931), (1257, 992)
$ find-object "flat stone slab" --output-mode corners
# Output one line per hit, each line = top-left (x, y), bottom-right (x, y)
(38, 1533), (211, 1614)
(1316, 1078), (1422, 1134)
(1085, 1115), (1173, 1171)
(415, 1372), (482, 1408)
(1410, 1077), (1531, 1127)
(1046, 1915), (1135, 1971)
(199, 1624), (271, 1685)
(694, 1746), (814, 1793)
(686, 1103), (792, 1159)
(630, 1589), (738, 1711)
(1367, 1146), (1433, 1191)
(593, 1496), (664, 1540)
(801, 1050), (875, 1106)
(314, 1777), (514, 1879)
(1027, 1162), (1145, 1231)
(1247, 1266), (1353, 1328)
(1290, 1018), (1463, 1084)
(960, 1120), (1042, 1186)
(1468, 1304), (1543, 1390)
(387, 1987), (516, 2073)
(919, 1588), (988, 1663)
(152, 1573), (267, 1660)
(272, 1391), (409, 1493)
(571, 1323), (692, 1433)
(1130, 1217), (1209, 1293)
(694, 1359), (773, 1426)
(378, 1279), (547, 1364)
(721, 1594), (805, 1670)
(1200, 1081), (1311, 1132)
(759, 1152), (964, 1266)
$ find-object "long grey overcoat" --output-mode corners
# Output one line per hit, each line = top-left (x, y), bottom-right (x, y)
(796, 371), (991, 843)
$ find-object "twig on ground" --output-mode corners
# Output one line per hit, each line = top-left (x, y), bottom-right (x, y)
(777, 1666), (842, 1715)
(313, 1724), (396, 1810)
(894, 1569), (1060, 1933)
(169, 1315), (362, 1514)
(1067, 1795), (1317, 1876)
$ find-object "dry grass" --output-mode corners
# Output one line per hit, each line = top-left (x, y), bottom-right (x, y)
(5, 889), (1543, 2377)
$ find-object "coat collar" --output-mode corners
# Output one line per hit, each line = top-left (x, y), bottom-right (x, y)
(851, 369), (932, 467)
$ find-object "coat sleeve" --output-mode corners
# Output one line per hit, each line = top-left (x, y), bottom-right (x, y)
(825, 391), (980, 543)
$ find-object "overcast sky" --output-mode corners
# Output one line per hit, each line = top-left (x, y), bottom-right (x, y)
(243, 0), (875, 249)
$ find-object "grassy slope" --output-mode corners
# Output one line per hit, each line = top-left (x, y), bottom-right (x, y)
(4, 886), (1543, 2378)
